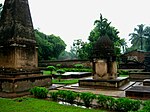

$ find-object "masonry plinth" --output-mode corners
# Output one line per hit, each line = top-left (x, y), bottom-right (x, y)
(0, 0), (52, 97)
(79, 77), (129, 89)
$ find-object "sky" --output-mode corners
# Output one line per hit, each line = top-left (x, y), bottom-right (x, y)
(1, 0), (150, 51)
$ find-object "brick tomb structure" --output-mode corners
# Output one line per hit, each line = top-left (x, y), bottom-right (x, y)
(79, 35), (129, 89)
(0, 0), (51, 97)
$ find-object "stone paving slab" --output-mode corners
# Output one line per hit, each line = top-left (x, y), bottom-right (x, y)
(58, 87), (125, 98)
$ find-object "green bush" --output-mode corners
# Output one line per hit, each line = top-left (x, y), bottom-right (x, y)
(115, 98), (141, 112)
(140, 100), (150, 112)
(65, 91), (78, 104)
(74, 64), (84, 69)
(47, 66), (56, 74)
(80, 92), (96, 108)
(30, 87), (48, 99)
(49, 91), (59, 101)
(97, 94), (117, 110)
(57, 90), (77, 104)
(56, 64), (62, 68)
(57, 69), (65, 74)
(57, 90), (67, 101)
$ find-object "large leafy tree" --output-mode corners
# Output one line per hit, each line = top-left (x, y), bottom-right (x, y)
(35, 30), (66, 60)
(70, 39), (89, 59)
(144, 26), (150, 51)
(120, 38), (128, 53)
(129, 24), (147, 50)
(89, 14), (122, 57)
(76, 14), (123, 59)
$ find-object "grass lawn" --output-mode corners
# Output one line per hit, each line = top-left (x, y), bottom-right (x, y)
(52, 79), (79, 84)
(0, 97), (105, 112)
(119, 74), (129, 77)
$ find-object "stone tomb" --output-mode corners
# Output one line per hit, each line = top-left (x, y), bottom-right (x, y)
(126, 86), (150, 99)
(79, 35), (129, 89)
(0, 0), (51, 97)
(126, 79), (150, 99)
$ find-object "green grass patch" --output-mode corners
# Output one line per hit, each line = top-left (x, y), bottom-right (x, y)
(52, 79), (79, 84)
(43, 71), (57, 75)
(119, 74), (129, 77)
(0, 97), (104, 112)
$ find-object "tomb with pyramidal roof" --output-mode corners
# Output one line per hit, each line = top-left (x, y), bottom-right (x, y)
(0, 0), (52, 97)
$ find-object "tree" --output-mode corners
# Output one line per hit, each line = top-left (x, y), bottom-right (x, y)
(120, 38), (128, 53)
(35, 29), (66, 60)
(71, 14), (123, 59)
(58, 51), (73, 60)
(144, 26), (150, 51)
(129, 24), (146, 50)
(77, 14), (123, 59)
(70, 39), (85, 59)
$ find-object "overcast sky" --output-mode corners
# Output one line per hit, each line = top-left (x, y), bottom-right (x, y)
(1, 0), (150, 51)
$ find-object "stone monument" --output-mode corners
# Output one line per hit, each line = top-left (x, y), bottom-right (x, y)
(79, 35), (129, 89)
(0, 0), (52, 97)
(92, 35), (117, 80)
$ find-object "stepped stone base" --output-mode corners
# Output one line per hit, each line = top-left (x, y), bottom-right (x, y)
(79, 77), (129, 89)
(0, 74), (52, 98)
(143, 79), (150, 86)
(126, 86), (150, 99)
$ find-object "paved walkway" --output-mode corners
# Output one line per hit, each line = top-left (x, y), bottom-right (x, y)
(59, 86), (125, 97)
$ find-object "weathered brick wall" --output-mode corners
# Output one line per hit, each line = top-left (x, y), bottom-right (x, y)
(0, 76), (52, 93)
(39, 60), (92, 68)
(121, 50), (150, 63)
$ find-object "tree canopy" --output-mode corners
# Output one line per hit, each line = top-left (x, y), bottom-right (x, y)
(71, 14), (125, 59)
(129, 24), (147, 51)
(35, 29), (66, 60)
(129, 24), (150, 52)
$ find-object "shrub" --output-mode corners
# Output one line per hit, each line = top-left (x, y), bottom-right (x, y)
(49, 91), (59, 101)
(97, 94), (117, 110)
(56, 64), (62, 68)
(80, 92), (96, 108)
(56, 69), (65, 82)
(115, 98), (141, 112)
(57, 90), (77, 104)
(47, 66), (56, 74)
(65, 90), (78, 104)
(57, 90), (67, 101)
(140, 100), (150, 111)
(30, 87), (48, 99)
(57, 69), (65, 74)
(74, 64), (84, 69)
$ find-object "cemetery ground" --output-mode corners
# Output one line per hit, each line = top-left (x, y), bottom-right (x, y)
(0, 68), (150, 112)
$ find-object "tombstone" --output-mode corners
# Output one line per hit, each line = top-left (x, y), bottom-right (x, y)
(79, 35), (129, 89)
(0, 0), (52, 97)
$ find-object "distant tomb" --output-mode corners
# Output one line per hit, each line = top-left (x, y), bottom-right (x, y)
(0, 0), (51, 97)
(79, 35), (129, 89)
